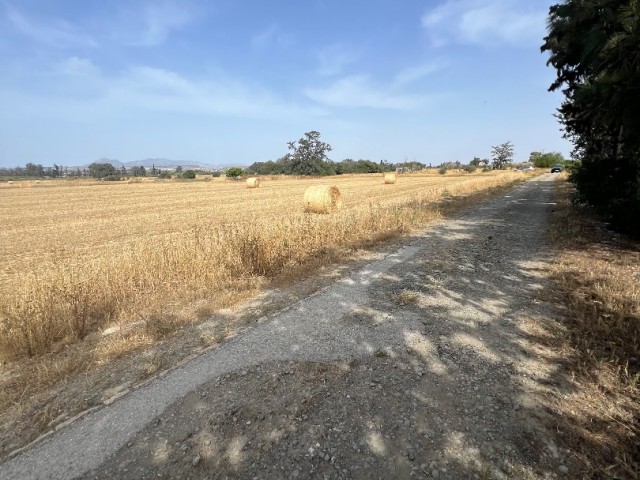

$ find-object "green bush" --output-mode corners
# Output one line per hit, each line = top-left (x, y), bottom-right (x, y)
(532, 152), (565, 168)
(182, 170), (196, 179)
(226, 167), (243, 179)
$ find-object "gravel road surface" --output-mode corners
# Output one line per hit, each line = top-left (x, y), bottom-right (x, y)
(0, 175), (570, 479)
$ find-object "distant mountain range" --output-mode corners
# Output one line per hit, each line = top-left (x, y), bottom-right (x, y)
(89, 158), (220, 170)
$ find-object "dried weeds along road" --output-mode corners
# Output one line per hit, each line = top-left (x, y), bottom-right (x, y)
(1, 175), (571, 480)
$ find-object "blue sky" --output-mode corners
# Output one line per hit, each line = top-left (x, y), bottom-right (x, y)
(0, 0), (570, 167)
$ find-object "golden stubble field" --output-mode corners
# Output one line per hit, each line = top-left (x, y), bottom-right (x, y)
(0, 171), (527, 364)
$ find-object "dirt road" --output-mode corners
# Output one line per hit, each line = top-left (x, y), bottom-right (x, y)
(0, 175), (572, 479)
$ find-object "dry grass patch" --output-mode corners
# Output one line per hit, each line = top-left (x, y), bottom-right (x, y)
(395, 289), (420, 305)
(546, 179), (639, 479)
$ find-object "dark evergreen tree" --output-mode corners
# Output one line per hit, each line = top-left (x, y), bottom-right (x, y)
(542, 0), (640, 236)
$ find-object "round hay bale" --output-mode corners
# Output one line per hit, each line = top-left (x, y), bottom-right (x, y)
(7, 181), (13, 184)
(246, 177), (260, 188)
(303, 185), (342, 214)
(384, 173), (397, 184)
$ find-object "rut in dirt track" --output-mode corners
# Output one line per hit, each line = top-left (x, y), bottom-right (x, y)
(1, 175), (571, 480)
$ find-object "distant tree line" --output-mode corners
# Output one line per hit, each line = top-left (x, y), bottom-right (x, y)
(3, 132), (570, 183)
(0, 162), (223, 180)
(245, 157), (396, 176)
(0, 163), (70, 178)
(243, 131), (394, 176)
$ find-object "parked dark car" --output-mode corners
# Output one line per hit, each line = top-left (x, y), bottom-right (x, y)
(550, 165), (564, 173)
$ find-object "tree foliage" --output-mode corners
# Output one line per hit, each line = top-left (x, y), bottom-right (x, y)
(395, 161), (426, 172)
(245, 132), (395, 176)
(225, 167), (243, 179)
(246, 158), (288, 175)
(24, 163), (45, 177)
(130, 165), (146, 177)
(491, 142), (514, 170)
(88, 162), (118, 179)
(530, 152), (565, 168)
(334, 159), (395, 174)
(542, 0), (640, 236)
(245, 157), (395, 176)
(285, 131), (334, 176)
(438, 161), (463, 174)
(0, 163), (50, 178)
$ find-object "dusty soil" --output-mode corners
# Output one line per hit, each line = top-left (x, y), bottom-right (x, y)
(2, 176), (582, 479)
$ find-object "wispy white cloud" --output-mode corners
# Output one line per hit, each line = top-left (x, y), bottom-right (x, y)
(4, 3), (96, 48)
(421, 0), (546, 47)
(391, 61), (445, 89)
(316, 43), (361, 76)
(7, 60), (321, 120)
(304, 74), (434, 110)
(3, 1), (197, 49)
(108, 66), (291, 116)
(55, 57), (99, 77)
(113, 1), (198, 47)
(251, 24), (293, 49)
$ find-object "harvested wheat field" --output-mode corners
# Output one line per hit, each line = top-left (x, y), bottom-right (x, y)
(0, 171), (527, 363)
(0, 170), (541, 460)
